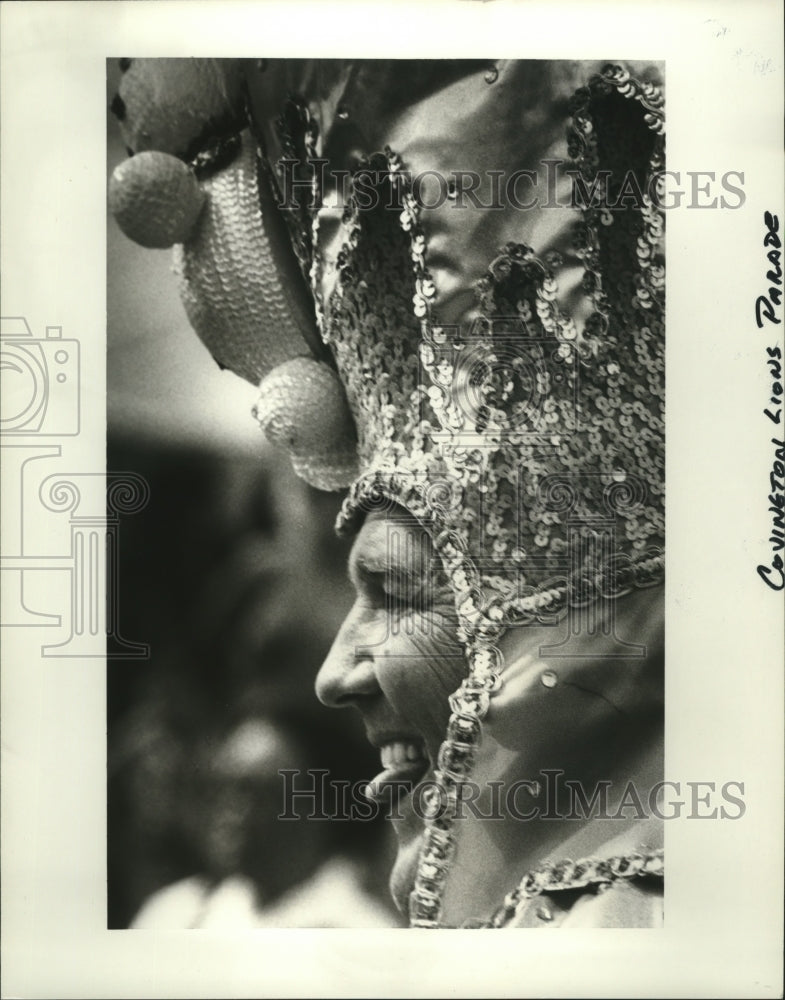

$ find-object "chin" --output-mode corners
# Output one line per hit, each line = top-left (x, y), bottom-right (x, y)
(388, 834), (424, 914)
(388, 808), (427, 914)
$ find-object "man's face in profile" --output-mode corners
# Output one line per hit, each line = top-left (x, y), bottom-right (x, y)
(315, 502), (666, 917)
(315, 507), (466, 909)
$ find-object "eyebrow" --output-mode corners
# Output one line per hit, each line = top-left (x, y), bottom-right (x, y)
(348, 524), (429, 590)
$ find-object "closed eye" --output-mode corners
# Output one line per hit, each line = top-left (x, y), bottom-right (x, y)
(347, 513), (454, 613)
(350, 559), (422, 608)
(349, 560), (389, 606)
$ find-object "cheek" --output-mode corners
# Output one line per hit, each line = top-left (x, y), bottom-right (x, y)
(375, 612), (467, 752)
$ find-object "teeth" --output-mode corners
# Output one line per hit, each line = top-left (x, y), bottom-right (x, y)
(365, 741), (429, 804)
(380, 740), (424, 769)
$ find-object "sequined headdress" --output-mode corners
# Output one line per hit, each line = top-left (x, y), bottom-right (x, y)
(110, 58), (665, 927)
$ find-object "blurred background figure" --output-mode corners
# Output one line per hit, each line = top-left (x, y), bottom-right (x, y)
(129, 716), (395, 928)
(106, 436), (402, 928)
(106, 438), (402, 929)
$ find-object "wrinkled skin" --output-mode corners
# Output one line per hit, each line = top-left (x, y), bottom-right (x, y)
(316, 505), (664, 922)
(316, 508), (467, 909)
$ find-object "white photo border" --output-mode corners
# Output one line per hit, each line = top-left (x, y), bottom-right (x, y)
(1, 1), (783, 997)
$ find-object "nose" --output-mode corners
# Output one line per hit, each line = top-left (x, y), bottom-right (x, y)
(315, 604), (381, 708)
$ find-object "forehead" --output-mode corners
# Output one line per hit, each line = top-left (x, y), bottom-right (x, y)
(349, 509), (433, 569)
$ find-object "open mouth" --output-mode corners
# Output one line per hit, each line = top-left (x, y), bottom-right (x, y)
(364, 739), (430, 804)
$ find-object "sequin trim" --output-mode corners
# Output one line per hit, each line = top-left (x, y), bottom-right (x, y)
(472, 848), (665, 928)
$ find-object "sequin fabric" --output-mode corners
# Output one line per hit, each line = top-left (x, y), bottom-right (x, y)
(477, 847), (664, 928)
(174, 130), (318, 386)
(271, 63), (665, 928)
(293, 65), (666, 628)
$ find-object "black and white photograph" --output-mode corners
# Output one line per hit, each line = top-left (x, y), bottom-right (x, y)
(105, 54), (668, 931)
(1, 2), (783, 997)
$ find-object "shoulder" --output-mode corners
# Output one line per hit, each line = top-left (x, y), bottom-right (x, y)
(510, 876), (663, 928)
